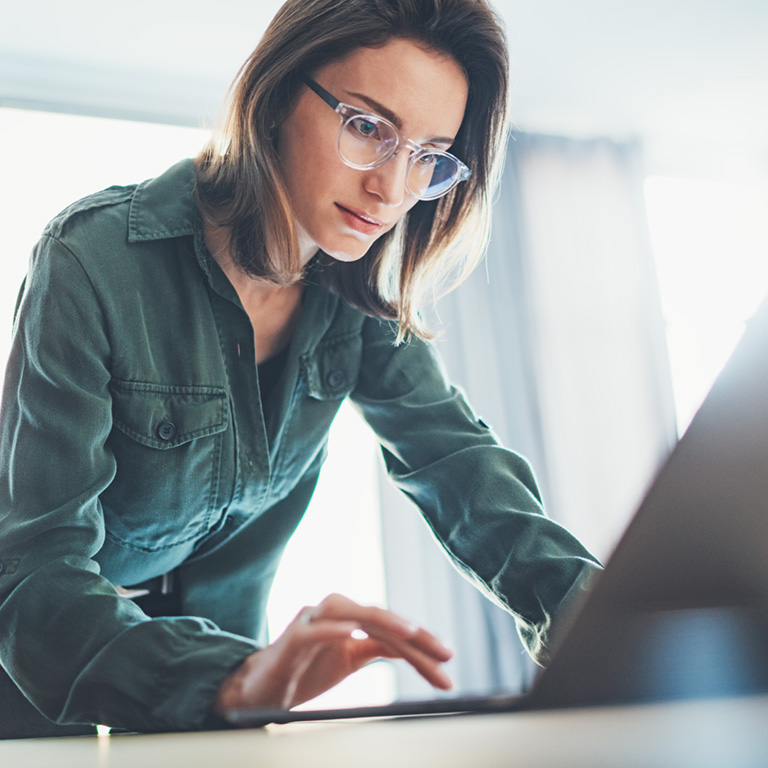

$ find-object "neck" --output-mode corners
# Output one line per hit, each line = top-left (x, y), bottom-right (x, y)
(203, 219), (318, 288)
(203, 220), (305, 363)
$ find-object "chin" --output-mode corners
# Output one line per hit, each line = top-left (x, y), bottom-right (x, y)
(320, 238), (376, 264)
(325, 250), (368, 264)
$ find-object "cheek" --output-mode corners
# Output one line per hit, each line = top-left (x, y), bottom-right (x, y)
(281, 137), (345, 212)
(394, 198), (420, 226)
(278, 114), (330, 200)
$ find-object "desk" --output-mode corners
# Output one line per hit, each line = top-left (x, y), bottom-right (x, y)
(2, 694), (767, 768)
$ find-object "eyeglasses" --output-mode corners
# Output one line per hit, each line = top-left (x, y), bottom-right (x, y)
(301, 75), (471, 201)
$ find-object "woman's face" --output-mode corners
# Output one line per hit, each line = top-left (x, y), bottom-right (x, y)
(277, 38), (469, 265)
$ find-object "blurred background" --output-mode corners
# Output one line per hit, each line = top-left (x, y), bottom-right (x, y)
(1, 0), (767, 708)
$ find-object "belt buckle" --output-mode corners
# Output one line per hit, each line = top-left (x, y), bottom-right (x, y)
(115, 585), (151, 599)
(115, 572), (174, 599)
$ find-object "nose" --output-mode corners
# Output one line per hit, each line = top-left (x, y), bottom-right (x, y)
(362, 150), (411, 207)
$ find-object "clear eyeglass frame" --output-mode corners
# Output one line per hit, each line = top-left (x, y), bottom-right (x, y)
(301, 74), (471, 201)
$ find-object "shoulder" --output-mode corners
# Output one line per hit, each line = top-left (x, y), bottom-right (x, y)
(30, 161), (198, 290)
(38, 159), (197, 261)
(30, 182), (155, 296)
(42, 183), (137, 246)
(22, 182), (139, 305)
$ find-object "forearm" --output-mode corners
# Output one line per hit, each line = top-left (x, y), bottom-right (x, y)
(380, 443), (600, 662)
(0, 552), (258, 732)
(352, 318), (602, 663)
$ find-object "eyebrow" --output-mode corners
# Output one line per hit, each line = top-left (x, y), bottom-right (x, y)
(346, 90), (456, 147)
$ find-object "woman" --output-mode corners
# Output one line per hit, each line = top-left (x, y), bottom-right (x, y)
(0, 0), (600, 738)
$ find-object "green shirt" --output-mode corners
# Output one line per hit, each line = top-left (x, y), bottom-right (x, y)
(0, 159), (600, 737)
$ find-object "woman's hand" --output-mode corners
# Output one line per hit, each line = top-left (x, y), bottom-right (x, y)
(213, 593), (453, 719)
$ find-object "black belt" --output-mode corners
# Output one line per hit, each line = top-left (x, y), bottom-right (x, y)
(116, 571), (182, 619)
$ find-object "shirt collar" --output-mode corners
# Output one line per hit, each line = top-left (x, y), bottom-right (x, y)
(127, 158), (197, 243)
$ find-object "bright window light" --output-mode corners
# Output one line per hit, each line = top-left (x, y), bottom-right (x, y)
(0, 108), (211, 380)
(644, 176), (768, 435)
(267, 400), (393, 709)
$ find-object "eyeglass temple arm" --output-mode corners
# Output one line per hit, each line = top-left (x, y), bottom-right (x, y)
(300, 74), (340, 111)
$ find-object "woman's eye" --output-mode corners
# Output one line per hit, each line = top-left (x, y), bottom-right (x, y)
(417, 153), (438, 166)
(351, 118), (379, 138)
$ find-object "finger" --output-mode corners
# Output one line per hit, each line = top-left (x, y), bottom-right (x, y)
(300, 594), (454, 687)
(350, 635), (454, 691)
(311, 594), (453, 660)
(374, 622), (454, 661)
(279, 640), (328, 710)
(311, 594), (417, 636)
(234, 620), (362, 711)
(288, 605), (317, 627)
(283, 618), (360, 648)
(378, 635), (454, 690)
(351, 609), (453, 663)
(290, 613), (453, 690)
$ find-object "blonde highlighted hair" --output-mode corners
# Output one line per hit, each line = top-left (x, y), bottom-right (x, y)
(195, 0), (509, 340)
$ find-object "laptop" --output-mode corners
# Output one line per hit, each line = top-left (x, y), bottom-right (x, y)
(228, 296), (768, 727)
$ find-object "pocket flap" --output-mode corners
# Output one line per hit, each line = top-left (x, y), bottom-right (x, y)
(302, 331), (362, 401)
(110, 380), (229, 449)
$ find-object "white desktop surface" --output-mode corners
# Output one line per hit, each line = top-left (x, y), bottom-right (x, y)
(2, 694), (767, 768)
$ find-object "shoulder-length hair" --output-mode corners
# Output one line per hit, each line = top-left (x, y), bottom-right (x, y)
(195, 0), (509, 341)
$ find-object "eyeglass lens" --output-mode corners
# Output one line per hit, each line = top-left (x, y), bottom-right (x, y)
(339, 114), (461, 200)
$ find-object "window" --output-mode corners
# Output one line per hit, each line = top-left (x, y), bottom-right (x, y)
(0, 108), (211, 377)
(644, 176), (768, 435)
(267, 400), (392, 709)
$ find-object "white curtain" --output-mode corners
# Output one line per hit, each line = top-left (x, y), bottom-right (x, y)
(379, 132), (677, 699)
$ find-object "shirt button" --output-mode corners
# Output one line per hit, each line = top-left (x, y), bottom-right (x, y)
(157, 421), (176, 441)
(326, 370), (346, 390)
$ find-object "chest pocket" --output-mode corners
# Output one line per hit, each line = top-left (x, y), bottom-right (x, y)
(101, 380), (232, 552)
(303, 330), (362, 401)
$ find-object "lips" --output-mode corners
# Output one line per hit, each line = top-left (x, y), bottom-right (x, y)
(335, 204), (384, 236)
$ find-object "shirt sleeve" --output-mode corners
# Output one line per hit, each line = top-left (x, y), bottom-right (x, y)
(350, 317), (602, 664)
(0, 234), (257, 735)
